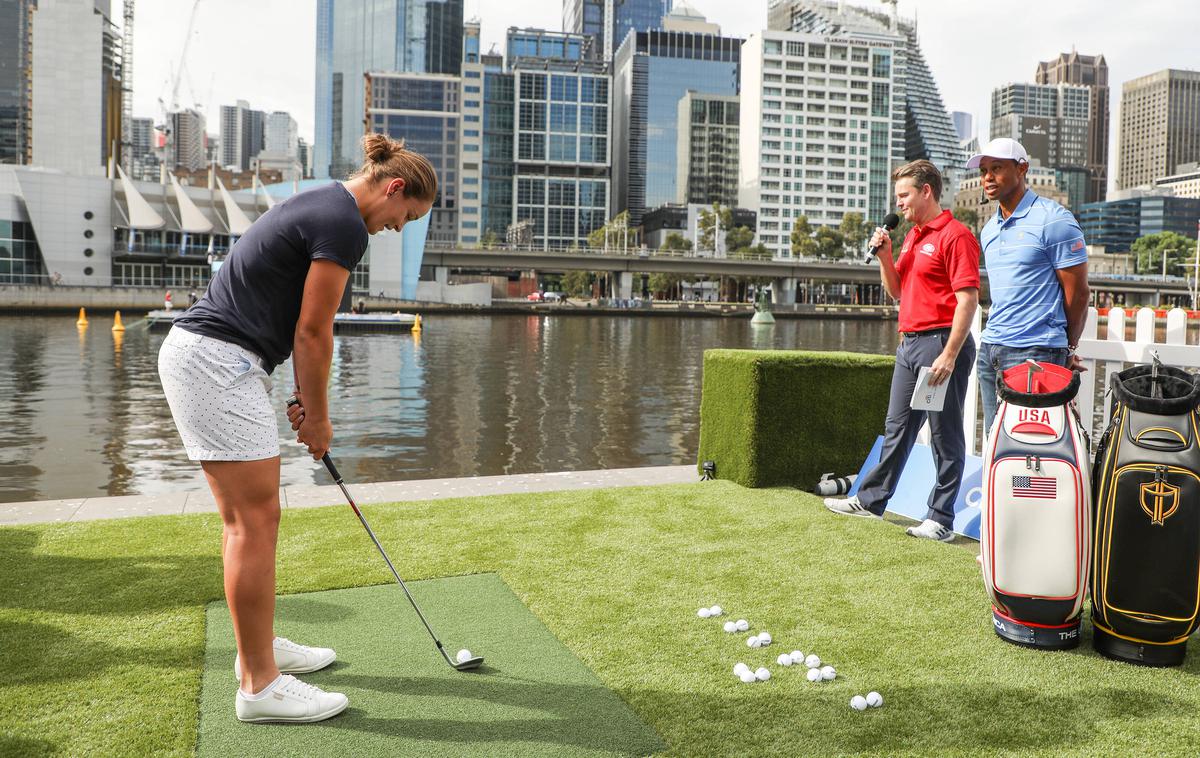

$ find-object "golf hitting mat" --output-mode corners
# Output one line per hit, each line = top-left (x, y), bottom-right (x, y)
(197, 573), (663, 757)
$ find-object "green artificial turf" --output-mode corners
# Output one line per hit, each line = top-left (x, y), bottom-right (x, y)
(3, 481), (1200, 756)
(198, 576), (663, 757)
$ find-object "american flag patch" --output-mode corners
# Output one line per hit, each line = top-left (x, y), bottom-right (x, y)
(1013, 475), (1057, 499)
(1071, 239), (1085, 251)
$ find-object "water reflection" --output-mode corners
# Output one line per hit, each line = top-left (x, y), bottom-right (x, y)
(0, 314), (899, 503)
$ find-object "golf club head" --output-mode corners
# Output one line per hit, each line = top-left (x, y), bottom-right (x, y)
(453, 655), (485, 671)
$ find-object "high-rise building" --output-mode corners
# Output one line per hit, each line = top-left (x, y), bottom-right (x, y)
(564, 0), (672, 61)
(0, 0), (35, 165)
(129, 116), (159, 181)
(1078, 192), (1200, 251)
(1118, 69), (1200, 191)
(256, 111), (302, 181)
(613, 27), (741, 226)
(297, 137), (312, 179)
(170, 108), (206, 172)
(739, 30), (899, 258)
(1154, 162), (1200, 200)
(478, 66), (515, 243)
(365, 72), (461, 245)
(990, 82), (1091, 211)
(31, 0), (124, 176)
(464, 18), (481, 63)
(509, 29), (611, 249)
(219, 101), (266, 172)
(314, 0), (464, 179)
(1036, 51), (1109, 203)
(676, 91), (740, 207)
(768, 0), (965, 200)
(951, 111), (973, 143)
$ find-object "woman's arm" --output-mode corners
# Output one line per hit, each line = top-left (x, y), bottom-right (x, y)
(293, 259), (351, 459)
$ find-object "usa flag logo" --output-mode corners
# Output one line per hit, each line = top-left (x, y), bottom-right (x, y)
(1013, 475), (1056, 499)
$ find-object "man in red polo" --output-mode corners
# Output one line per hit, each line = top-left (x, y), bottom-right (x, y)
(824, 160), (980, 542)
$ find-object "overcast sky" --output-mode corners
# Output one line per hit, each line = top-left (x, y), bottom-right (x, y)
(125, 0), (1200, 187)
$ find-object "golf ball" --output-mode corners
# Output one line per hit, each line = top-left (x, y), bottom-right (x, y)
(698, 607), (711, 618)
(820, 665), (836, 681)
(789, 650), (804, 664)
(747, 635), (762, 648)
(758, 632), (772, 646)
(850, 695), (868, 711)
(456, 649), (472, 663)
(776, 653), (793, 666)
(806, 667), (822, 682)
(723, 620), (737, 633)
(735, 619), (750, 631)
(866, 691), (883, 708)
(754, 667), (771, 682)
(709, 605), (723, 616)
(804, 654), (821, 669)
(739, 671), (757, 684)
(734, 662), (750, 676)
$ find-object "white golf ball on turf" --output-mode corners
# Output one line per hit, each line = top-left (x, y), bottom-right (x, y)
(820, 665), (836, 681)
(850, 695), (868, 711)
(866, 691), (883, 708)
(804, 654), (821, 669)
(709, 605), (723, 616)
(806, 667), (822, 682)
(734, 662), (750, 676)
(723, 620), (737, 633)
(789, 650), (804, 664)
(758, 632), (772, 646)
(776, 653), (793, 666)
(747, 635), (762, 648)
(456, 649), (473, 663)
(754, 667), (771, 681)
(735, 619), (750, 631)
(739, 670), (756, 683)
(697, 607), (712, 618)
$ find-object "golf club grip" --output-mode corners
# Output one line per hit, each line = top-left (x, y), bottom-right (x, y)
(322, 453), (343, 484)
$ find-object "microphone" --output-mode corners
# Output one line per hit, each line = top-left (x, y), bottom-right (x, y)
(864, 213), (901, 263)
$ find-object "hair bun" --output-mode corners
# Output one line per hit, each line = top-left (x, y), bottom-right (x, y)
(363, 134), (405, 163)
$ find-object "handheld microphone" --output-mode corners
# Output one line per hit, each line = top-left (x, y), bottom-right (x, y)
(864, 213), (901, 263)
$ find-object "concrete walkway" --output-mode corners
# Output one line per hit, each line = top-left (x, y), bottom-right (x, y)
(0, 465), (699, 527)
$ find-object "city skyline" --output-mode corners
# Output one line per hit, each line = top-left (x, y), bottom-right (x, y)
(117, 0), (1198, 192)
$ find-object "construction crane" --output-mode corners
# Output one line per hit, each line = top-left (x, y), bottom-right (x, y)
(119, 0), (135, 174)
(158, 0), (202, 170)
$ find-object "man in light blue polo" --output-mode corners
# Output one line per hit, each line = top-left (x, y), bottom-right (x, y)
(972, 138), (1090, 433)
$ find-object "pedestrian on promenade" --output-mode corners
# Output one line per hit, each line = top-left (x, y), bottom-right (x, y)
(164, 289), (172, 311)
(970, 138), (1089, 433)
(824, 160), (980, 542)
(157, 133), (436, 723)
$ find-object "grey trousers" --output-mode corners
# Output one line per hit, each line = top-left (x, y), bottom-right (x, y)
(855, 330), (975, 527)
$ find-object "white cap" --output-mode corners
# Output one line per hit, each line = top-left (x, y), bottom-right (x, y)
(966, 138), (1029, 169)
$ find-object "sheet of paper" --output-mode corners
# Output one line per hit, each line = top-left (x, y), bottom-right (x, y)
(910, 366), (948, 413)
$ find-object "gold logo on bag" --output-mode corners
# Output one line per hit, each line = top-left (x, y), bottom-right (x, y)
(1140, 479), (1181, 526)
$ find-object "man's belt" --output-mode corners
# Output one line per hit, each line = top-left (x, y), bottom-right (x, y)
(901, 327), (952, 339)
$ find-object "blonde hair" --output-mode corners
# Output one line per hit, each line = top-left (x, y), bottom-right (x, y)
(352, 133), (439, 202)
(892, 159), (943, 201)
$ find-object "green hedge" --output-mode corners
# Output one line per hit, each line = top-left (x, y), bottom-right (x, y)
(697, 350), (895, 490)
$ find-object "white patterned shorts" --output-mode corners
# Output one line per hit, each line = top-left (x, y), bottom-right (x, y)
(158, 326), (280, 461)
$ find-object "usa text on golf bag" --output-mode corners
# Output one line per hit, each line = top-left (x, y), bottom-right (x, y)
(1091, 363), (1200, 666)
(982, 361), (1090, 649)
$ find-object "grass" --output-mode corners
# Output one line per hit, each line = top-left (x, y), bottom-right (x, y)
(3, 481), (1200, 756)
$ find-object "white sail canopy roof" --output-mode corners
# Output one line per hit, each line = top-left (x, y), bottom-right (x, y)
(169, 172), (214, 233)
(216, 176), (255, 235)
(255, 174), (277, 210)
(115, 164), (165, 229)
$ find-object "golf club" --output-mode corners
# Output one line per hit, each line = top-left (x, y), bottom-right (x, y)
(320, 450), (484, 672)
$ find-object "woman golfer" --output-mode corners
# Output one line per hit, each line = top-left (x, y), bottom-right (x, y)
(159, 134), (436, 723)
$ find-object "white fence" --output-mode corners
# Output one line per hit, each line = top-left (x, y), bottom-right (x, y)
(956, 306), (1200, 457)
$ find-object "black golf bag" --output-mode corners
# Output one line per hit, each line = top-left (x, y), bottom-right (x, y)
(1091, 363), (1200, 666)
(981, 361), (1090, 649)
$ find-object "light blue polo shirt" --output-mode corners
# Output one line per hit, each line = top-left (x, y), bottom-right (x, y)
(980, 188), (1088, 347)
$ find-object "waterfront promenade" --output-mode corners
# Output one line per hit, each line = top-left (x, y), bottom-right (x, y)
(1, 465), (697, 526)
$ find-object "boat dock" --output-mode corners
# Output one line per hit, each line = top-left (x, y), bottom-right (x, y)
(144, 309), (419, 333)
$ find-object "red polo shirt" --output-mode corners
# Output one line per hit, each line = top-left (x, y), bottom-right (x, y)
(893, 210), (980, 332)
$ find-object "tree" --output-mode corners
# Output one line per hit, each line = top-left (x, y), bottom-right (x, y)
(1132, 231), (1194, 275)
(480, 229), (499, 250)
(698, 202), (734, 253)
(790, 215), (817, 257)
(888, 218), (913, 252)
(952, 207), (979, 233)
(838, 212), (871, 256)
(659, 232), (692, 253)
(814, 226), (847, 259)
(561, 270), (595, 297)
(648, 272), (682, 297)
(725, 225), (755, 253)
(731, 244), (771, 261)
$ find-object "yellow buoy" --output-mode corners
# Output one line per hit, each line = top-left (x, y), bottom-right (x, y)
(76, 307), (89, 326)
(412, 314), (422, 334)
(112, 310), (125, 332)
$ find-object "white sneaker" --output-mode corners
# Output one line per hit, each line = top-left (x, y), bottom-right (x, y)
(823, 495), (882, 519)
(234, 637), (336, 681)
(235, 674), (348, 723)
(906, 519), (954, 542)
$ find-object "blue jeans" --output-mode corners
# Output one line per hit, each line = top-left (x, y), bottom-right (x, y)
(976, 342), (1070, 433)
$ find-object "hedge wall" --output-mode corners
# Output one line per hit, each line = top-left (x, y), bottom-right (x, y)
(697, 350), (895, 490)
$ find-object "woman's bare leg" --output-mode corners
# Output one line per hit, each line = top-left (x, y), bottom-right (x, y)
(202, 457), (282, 694)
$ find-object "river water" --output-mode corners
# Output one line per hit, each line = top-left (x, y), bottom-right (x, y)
(0, 313), (899, 503)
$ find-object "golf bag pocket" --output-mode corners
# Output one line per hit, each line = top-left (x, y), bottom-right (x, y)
(982, 361), (1089, 650)
(1091, 363), (1200, 666)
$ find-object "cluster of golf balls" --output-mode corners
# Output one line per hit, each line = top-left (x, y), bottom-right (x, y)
(850, 692), (884, 711)
(732, 662), (771, 683)
(745, 631), (772, 648)
(696, 605), (723, 618)
(723, 618), (751, 633)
